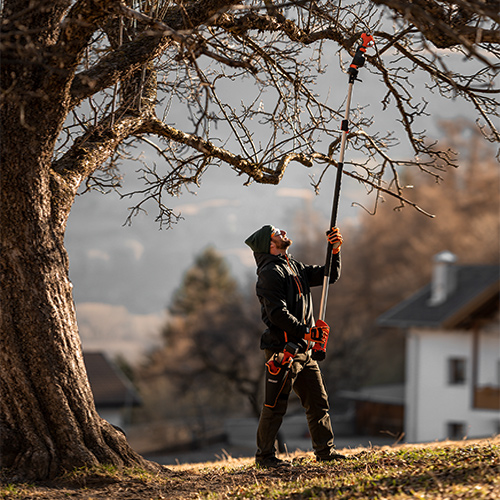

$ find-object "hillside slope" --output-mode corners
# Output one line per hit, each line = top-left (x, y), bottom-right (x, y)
(2, 437), (499, 499)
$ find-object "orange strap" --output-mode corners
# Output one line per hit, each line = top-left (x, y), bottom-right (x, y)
(285, 255), (303, 297)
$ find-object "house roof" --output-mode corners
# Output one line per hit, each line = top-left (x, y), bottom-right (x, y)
(339, 384), (405, 406)
(377, 264), (500, 329)
(83, 352), (141, 408)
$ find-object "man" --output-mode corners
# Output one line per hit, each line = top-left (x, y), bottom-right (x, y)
(245, 224), (345, 468)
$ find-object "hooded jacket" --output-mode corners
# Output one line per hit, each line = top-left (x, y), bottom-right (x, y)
(253, 251), (341, 352)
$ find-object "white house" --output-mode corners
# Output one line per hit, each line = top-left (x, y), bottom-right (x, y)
(378, 252), (500, 443)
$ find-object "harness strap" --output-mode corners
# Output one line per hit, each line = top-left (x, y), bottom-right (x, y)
(285, 255), (303, 297)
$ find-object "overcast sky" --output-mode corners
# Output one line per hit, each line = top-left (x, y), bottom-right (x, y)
(65, 48), (473, 362)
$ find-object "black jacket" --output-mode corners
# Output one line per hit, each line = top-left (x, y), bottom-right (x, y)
(254, 252), (341, 352)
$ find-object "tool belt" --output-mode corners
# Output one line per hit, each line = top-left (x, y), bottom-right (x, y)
(264, 342), (299, 408)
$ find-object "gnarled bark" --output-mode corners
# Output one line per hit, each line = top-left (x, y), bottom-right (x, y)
(0, 101), (156, 483)
(0, 3), (158, 479)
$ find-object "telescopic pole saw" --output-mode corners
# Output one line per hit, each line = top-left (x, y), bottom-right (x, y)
(314, 33), (374, 360)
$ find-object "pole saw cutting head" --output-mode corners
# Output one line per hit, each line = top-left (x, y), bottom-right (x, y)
(348, 33), (374, 82)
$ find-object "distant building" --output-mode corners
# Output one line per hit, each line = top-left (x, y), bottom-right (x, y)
(83, 351), (141, 429)
(376, 252), (500, 443)
(338, 384), (405, 437)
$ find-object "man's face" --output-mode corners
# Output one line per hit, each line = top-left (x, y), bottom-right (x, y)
(271, 228), (292, 252)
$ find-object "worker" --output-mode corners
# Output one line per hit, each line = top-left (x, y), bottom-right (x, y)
(245, 225), (346, 468)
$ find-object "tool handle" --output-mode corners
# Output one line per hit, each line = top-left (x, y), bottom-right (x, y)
(318, 33), (373, 323)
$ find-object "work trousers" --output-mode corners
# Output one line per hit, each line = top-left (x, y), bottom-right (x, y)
(256, 349), (335, 461)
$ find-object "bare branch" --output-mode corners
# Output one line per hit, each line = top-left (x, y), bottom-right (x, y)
(310, 152), (436, 218)
(137, 117), (314, 184)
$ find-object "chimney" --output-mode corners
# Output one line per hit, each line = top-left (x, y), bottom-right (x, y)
(428, 251), (457, 306)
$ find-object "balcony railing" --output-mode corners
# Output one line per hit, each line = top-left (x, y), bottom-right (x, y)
(474, 386), (500, 410)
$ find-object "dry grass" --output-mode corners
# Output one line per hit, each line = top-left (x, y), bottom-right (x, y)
(1, 436), (499, 499)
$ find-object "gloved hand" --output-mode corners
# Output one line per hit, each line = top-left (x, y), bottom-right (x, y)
(326, 227), (343, 254)
(304, 319), (330, 343)
(311, 320), (330, 361)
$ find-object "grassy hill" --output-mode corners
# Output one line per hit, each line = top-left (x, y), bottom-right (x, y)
(2, 437), (499, 499)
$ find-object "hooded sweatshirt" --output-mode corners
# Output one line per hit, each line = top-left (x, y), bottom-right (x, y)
(246, 228), (341, 352)
(245, 225), (274, 254)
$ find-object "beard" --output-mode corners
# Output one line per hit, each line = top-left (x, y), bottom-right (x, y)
(275, 238), (292, 250)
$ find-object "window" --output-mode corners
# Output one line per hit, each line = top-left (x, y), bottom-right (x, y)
(448, 358), (466, 385)
(447, 422), (466, 440)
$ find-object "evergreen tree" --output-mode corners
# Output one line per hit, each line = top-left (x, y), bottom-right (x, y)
(170, 246), (239, 316)
(139, 247), (264, 432)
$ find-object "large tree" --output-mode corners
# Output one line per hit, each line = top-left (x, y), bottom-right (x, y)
(0, 0), (498, 481)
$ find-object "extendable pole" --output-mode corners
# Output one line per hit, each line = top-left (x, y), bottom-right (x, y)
(318, 33), (374, 322)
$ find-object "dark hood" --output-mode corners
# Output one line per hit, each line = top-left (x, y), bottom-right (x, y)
(245, 225), (274, 254)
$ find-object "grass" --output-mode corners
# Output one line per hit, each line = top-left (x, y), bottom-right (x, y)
(59, 463), (157, 483)
(189, 438), (500, 499)
(201, 448), (496, 499)
(0, 483), (35, 499)
(1, 437), (499, 499)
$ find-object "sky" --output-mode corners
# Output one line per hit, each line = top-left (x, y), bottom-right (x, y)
(64, 45), (476, 364)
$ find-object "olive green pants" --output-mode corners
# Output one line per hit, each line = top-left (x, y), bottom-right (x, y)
(256, 350), (335, 461)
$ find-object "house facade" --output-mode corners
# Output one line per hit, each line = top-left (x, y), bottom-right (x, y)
(378, 252), (500, 443)
(405, 325), (499, 442)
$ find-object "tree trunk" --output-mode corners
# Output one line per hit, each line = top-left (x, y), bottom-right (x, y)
(0, 92), (156, 484)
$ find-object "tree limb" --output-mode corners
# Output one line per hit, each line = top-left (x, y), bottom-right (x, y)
(69, 0), (238, 105)
(137, 117), (314, 184)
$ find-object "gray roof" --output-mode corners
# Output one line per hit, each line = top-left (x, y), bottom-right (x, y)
(377, 265), (500, 329)
(84, 352), (141, 408)
(339, 384), (405, 405)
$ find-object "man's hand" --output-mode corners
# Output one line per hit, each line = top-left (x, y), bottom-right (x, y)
(304, 320), (330, 343)
(326, 227), (343, 254)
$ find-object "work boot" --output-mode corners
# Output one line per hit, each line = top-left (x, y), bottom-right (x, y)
(255, 456), (291, 468)
(316, 452), (347, 462)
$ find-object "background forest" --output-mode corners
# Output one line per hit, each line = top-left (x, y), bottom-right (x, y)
(129, 121), (499, 453)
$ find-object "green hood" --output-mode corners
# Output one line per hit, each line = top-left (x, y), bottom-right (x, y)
(245, 225), (274, 253)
